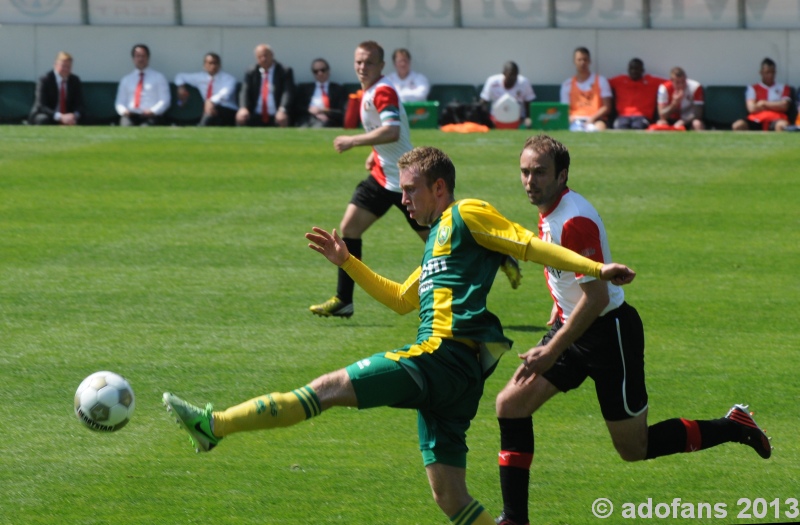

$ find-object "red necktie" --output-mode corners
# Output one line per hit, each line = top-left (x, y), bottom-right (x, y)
(261, 74), (270, 123)
(59, 78), (67, 113)
(321, 84), (330, 109)
(206, 76), (214, 100)
(133, 72), (144, 109)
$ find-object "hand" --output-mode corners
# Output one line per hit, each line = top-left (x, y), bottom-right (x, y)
(306, 227), (351, 267)
(365, 151), (375, 171)
(177, 86), (190, 103)
(275, 107), (289, 127)
(333, 135), (355, 153)
(235, 107), (250, 125)
(546, 303), (558, 327)
(599, 263), (635, 285)
(203, 100), (217, 116)
(60, 113), (78, 126)
(515, 345), (559, 384)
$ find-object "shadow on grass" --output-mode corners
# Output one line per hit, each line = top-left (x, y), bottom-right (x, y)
(504, 324), (548, 333)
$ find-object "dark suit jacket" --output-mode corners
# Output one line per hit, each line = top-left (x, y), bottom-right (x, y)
(29, 70), (85, 121)
(239, 61), (294, 119)
(292, 82), (347, 127)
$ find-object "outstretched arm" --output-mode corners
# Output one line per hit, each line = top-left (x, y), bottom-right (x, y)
(333, 124), (400, 153)
(306, 227), (417, 314)
(306, 226), (351, 266)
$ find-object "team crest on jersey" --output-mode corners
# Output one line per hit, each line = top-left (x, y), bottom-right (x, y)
(436, 225), (451, 246)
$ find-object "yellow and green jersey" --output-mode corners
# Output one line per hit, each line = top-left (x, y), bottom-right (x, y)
(340, 198), (603, 373)
(412, 198), (532, 345)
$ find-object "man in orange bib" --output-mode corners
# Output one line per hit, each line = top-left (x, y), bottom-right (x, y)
(559, 47), (612, 132)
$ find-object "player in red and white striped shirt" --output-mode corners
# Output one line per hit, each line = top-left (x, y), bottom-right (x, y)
(733, 58), (791, 132)
(311, 41), (521, 319)
(657, 66), (705, 130)
(493, 136), (772, 525)
(310, 41), (427, 319)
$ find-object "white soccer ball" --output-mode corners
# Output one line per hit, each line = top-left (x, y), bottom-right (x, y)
(74, 371), (136, 432)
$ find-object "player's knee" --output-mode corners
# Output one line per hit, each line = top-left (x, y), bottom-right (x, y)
(430, 486), (471, 516)
(614, 441), (647, 462)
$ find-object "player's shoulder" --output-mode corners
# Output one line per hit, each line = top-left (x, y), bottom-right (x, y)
(454, 198), (501, 219)
(485, 73), (504, 86)
(219, 70), (237, 82)
(554, 190), (600, 217)
(456, 198), (494, 210)
(609, 74), (626, 86)
(371, 79), (400, 97)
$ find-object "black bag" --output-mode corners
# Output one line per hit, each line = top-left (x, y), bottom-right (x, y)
(438, 101), (492, 127)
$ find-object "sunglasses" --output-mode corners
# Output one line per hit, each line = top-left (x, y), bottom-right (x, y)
(313, 68), (329, 74)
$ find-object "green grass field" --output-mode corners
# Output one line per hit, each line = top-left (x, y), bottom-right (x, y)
(1, 126), (798, 524)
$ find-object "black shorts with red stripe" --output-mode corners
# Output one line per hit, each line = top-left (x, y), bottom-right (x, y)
(541, 301), (647, 422)
(349, 175), (429, 232)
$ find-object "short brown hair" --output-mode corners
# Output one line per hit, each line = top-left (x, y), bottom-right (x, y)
(670, 66), (686, 78)
(357, 40), (384, 62)
(392, 48), (411, 62)
(398, 147), (456, 194)
(521, 135), (570, 182)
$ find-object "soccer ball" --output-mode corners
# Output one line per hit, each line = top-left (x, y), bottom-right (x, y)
(74, 371), (136, 432)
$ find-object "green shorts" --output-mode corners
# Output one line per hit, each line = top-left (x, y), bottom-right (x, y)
(344, 338), (484, 469)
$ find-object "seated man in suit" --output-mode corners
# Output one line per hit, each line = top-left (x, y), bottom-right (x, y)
(174, 52), (238, 127)
(29, 51), (85, 126)
(115, 44), (171, 126)
(294, 58), (346, 128)
(236, 44), (294, 127)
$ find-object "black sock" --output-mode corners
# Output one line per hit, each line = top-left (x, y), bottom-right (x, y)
(498, 417), (533, 524)
(336, 238), (362, 304)
(646, 418), (738, 459)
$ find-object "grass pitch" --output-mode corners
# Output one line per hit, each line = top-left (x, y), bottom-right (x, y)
(1, 127), (798, 524)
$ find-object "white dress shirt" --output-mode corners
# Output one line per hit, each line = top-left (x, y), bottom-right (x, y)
(386, 70), (430, 103)
(309, 81), (330, 110)
(174, 70), (238, 110)
(115, 67), (171, 116)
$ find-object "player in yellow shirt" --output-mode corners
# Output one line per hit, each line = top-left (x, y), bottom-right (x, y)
(163, 147), (635, 524)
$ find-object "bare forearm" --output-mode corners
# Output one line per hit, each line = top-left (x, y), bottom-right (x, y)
(546, 290), (608, 357)
(350, 124), (400, 147)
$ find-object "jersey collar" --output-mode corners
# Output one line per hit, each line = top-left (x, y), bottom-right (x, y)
(540, 187), (570, 218)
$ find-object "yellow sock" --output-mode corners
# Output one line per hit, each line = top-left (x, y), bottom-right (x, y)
(212, 386), (321, 437)
(450, 500), (496, 525)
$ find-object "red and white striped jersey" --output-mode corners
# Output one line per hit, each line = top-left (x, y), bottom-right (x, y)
(360, 76), (412, 192)
(657, 79), (704, 121)
(539, 188), (624, 322)
(745, 82), (791, 103)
